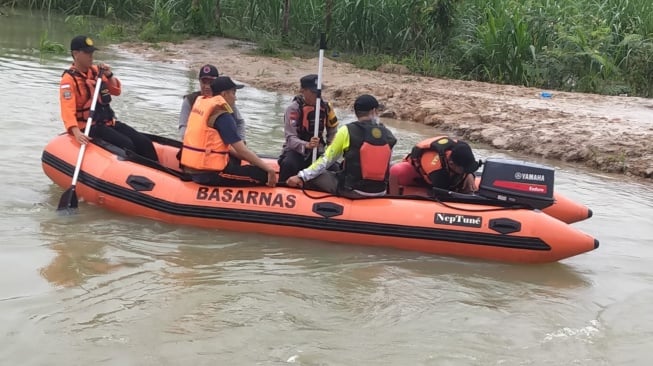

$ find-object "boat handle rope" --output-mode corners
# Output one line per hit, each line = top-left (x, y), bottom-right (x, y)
(292, 184), (532, 213)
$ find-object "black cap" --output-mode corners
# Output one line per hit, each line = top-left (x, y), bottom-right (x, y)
(70, 35), (97, 52)
(450, 141), (480, 173)
(211, 76), (244, 95)
(354, 94), (380, 112)
(199, 64), (219, 79)
(300, 74), (319, 93)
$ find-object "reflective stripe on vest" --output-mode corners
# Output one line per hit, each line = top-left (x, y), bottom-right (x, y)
(62, 65), (115, 127)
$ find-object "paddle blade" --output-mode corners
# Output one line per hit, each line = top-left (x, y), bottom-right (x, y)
(57, 186), (79, 213)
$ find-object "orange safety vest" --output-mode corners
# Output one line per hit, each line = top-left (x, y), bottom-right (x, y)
(181, 95), (233, 171)
(409, 136), (459, 185)
(291, 95), (338, 143)
(59, 64), (120, 132)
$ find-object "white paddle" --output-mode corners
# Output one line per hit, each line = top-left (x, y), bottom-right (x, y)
(57, 68), (104, 212)
(311, 33), (327, 163)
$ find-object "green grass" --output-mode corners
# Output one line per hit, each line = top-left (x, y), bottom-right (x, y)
(8, 0), (653, 97)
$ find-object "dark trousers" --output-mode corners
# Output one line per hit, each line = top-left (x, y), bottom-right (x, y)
(278, 150), (311, 181)
(90, 121), (158, 161)
(190, 157), (269, 187)
(278, 149), (340, 181)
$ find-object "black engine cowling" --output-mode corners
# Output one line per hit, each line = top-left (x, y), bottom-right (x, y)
(478, 158), (555, 209)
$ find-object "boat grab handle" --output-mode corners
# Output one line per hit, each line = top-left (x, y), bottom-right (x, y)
(312, 202), (344, 218)
(488, 218), (522, 234)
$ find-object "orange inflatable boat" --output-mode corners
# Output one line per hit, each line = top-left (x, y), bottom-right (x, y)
(41, 134), (598, 263)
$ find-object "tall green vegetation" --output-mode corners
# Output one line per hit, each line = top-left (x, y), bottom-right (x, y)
(214, 0), (455, 53)
(6, 0), (653, 96)
(455, 0), (653, 95)
(6, 0), (151, 19)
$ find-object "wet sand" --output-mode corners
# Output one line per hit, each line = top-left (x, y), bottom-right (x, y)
(117, 38), (653, 179)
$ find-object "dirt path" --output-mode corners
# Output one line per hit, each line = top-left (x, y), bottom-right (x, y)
(117, 38), (653, 180)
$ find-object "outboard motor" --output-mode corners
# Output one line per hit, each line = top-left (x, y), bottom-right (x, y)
(478, 158), (555, 209)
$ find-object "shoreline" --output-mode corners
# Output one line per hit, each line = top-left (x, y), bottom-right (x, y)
(117, 37), (653, 180)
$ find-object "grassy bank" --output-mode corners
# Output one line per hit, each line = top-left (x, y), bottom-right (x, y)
(6, 0), (652, 96)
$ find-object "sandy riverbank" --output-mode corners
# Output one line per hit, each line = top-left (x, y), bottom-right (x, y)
(117, 37), (653, 180)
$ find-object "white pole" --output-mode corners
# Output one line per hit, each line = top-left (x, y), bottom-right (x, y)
(312, 33), (327, 163)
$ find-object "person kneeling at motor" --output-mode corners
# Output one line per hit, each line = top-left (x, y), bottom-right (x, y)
(180, 76), (277, 187)
(286, 94), (396, 198)
(390, 136), (480, 194)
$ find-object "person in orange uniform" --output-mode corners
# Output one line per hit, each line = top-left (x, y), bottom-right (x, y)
(181, 76), (277, 187)
(59, 35), (158, 161)
(390, 136), (480, 193)
(286, 94), (396, 198)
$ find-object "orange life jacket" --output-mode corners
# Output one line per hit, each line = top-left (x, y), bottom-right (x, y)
(60, 65), (116, 131)
(409, 136), (464, 187)
(291, 95), (338, 143)
(181, 95), (232, 171)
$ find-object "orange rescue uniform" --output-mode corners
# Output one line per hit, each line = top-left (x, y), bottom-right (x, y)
(59, 64), (121, 133)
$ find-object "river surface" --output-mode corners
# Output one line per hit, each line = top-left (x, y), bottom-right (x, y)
(1, 10), (653, 366)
